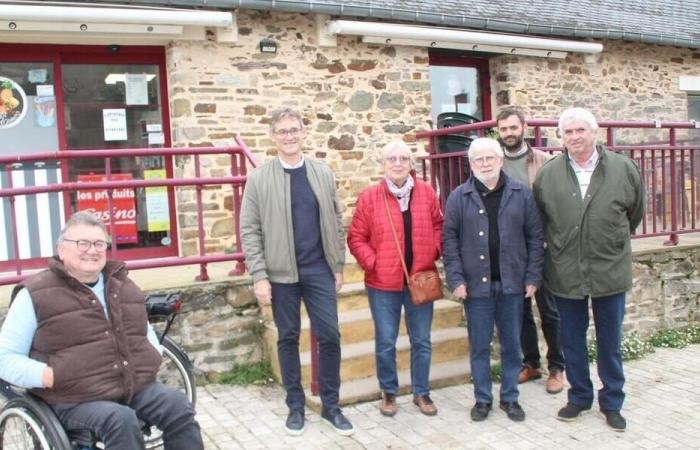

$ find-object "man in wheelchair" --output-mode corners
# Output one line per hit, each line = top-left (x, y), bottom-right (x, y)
(0, 212), (203, 450)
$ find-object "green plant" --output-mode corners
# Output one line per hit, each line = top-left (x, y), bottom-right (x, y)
(648, 328), (691, 348)
(619, 332), (655, 361)
(490, 363), (501, 382)
(218, 361), (274, 385)
(587, 331), (655, 362)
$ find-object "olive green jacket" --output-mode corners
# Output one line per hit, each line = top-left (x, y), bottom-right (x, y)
(533, 146), (644, 298)
(240, 157), (345, 283)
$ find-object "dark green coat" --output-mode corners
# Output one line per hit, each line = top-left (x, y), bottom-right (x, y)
(533, 146), (644, 299)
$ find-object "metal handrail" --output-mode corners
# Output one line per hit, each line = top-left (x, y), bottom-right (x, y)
(416, 119), (700, 245)
(0, 141), (257, 285)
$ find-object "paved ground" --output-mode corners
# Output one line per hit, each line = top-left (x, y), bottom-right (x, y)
(195, 345), (700, 449)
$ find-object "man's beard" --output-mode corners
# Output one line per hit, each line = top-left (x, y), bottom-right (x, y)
(501, 134), (524, 153)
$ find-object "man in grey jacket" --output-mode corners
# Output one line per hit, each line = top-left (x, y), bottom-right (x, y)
(240, 108), (353, 437)
(533, 108), (644, 432)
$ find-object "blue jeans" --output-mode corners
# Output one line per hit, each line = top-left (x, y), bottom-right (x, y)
(521, 285), (565, 371)
(367, 287), (434, 396)
(465, 282), (523, 404)
(53, 382), (202, 450)
(555, 293), (626, 411)
(270, 271), (341, 413)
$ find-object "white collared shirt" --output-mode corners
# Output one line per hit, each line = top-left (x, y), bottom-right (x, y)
(279, 155), (305, 169)
(568, 149), (599, 198)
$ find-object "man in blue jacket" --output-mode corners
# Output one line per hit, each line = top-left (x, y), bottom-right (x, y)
(442, 137), (544, 423)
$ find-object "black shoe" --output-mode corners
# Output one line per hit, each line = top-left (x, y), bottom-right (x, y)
(321, 408), (354, 436)
(470, 402), (492, 422)
(284, 410), (304, 436)
(557, 403), (591, 422)
(602, 409), (627, 432)
(499, 401), (526, 422)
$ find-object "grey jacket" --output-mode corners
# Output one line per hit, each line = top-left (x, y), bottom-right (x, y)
(240, 157), (345, 283)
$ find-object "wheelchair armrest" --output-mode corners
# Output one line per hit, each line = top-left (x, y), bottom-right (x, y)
(145, 293), (181, 318)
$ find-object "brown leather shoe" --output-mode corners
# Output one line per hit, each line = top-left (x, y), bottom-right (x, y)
(546, 368), (565, 394)
(518, 364), (542, 384)
(413, 394), (438, 416)
(379, 392), (397, 417)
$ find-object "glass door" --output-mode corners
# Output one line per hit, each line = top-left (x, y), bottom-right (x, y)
(61, 62), (172, 250)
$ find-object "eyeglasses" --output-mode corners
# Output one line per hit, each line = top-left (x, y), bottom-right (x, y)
(470, 155), (498, 166)
(273, 128), (302, 137)
(385, 155), (411, 164)
(62, 238), (110, 252)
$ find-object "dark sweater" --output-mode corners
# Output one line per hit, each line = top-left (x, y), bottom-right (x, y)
(285, 165), (329, 275)
(474, 173), (506, 282)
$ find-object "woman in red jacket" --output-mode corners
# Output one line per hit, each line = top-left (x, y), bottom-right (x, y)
(348, 140), (443, 417)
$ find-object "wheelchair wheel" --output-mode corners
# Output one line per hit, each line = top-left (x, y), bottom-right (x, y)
(143, 336), (196, 449)
(0, 396), (72, 450)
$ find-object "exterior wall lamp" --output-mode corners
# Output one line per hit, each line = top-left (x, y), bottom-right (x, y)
(259, 38), (277, 53)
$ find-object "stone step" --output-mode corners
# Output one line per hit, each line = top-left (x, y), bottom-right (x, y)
(298, 299), (464, 351)
(304, 359), (472, 411)
(299, 326), (468, 384)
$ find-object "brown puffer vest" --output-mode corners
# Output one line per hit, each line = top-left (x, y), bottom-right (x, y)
(11, 258), (161, 405)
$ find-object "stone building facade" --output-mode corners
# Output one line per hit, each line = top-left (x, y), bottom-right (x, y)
(166, 10), (700, 255)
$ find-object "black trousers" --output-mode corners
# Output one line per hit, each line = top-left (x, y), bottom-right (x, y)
(520, 285), (565, 371)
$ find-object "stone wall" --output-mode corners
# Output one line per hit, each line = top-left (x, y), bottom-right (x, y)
(166, 10), (430, 256)
(165, 10), (700, 255)
(490, 40), (700, 145)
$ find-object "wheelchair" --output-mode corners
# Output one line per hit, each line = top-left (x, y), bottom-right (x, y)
(0, 293), (196, 450)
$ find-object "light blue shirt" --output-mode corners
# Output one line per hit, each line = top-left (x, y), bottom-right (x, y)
(0, 273), (162, 388)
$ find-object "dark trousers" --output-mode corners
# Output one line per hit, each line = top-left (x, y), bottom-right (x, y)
(53, 382), (203, 450)
(271, 271), (341, 413)
(520, 285), (565, 371)
(465, 282), (523, 404)
(555, 293), (626, 412)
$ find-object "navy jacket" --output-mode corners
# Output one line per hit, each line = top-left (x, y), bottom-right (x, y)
(442, 173), (544, 298)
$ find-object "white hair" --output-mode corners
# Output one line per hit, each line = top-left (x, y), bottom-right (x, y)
(467, 137), (504, 159)
(379, 140), (414, 165)
(558, 107), (599, 133)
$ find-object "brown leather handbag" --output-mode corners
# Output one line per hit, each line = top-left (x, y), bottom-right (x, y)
(383, 191), (443, 305)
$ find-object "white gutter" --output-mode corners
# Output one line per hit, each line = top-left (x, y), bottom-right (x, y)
(327, 20), (603, 54)
(2, 3), (233, 27)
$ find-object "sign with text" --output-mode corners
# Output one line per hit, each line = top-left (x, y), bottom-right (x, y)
(144, 169), (170, 232)
(103, 108), (127, 141)
(77, 174), (137, 243)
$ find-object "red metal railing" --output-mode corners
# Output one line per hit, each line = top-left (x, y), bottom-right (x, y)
(0, 137), (256, 285)
(416, 119), (700, 245)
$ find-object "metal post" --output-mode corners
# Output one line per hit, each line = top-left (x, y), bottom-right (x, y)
(194, 154), (210, 280)
(665, 129), (679, 245)
(230, 151), (245, 276)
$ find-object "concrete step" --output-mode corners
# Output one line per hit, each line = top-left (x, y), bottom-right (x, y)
(298, 298), (464, 351)
(304, 359), (472, 411)
(299, 326), (468, 384)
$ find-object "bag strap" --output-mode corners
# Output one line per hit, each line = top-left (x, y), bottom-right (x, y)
(382, 190), (411, 282)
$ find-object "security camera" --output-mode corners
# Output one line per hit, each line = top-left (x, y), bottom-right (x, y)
(108, 44), (121, 53)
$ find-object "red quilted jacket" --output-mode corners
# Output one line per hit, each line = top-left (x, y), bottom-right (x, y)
(348, 174), (443, 291)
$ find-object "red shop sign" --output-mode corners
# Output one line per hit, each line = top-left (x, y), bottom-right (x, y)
(77, 174), (138, 244)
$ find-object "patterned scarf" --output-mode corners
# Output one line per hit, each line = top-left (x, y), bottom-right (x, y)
(385, 176), (414, 212)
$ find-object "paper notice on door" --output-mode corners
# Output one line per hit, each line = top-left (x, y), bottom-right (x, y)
(148, 132), (165, 145)
(103, 108), (127, 141)
(125, 74), (148, 105)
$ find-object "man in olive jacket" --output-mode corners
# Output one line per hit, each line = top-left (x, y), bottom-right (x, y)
(533, 108), (644, 432)
(240, 108), (353, 437)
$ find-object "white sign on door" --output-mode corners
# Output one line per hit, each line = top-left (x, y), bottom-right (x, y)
(103, 108), (127, 141)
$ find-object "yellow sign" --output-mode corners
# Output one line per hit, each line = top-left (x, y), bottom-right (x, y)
(144, 169), (170, 232)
